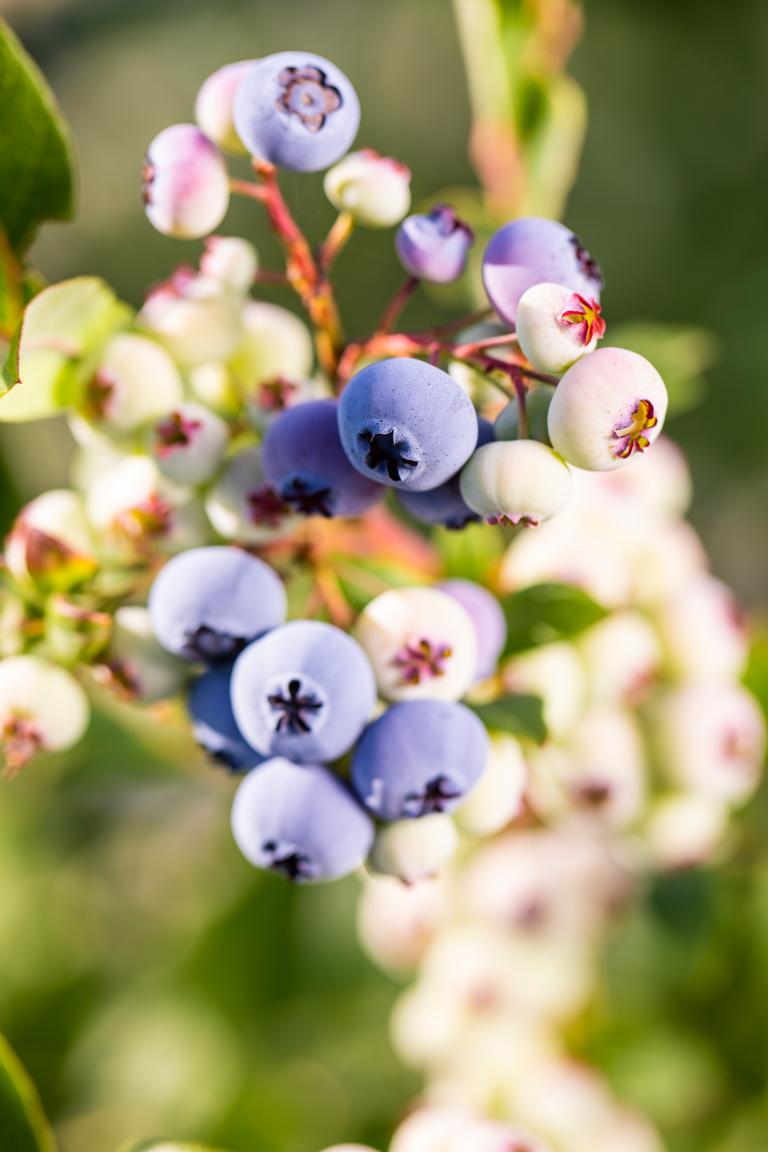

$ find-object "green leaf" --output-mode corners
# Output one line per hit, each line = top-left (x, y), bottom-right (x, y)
(606, 321), (718, 416)
(434, 522), (506, 585)
(120, 1144), (229, 1152)
(501, 582), (606, 654)
(0, 20), (76, 253)
(468, 693), (546, 744)
(0, 228), (24, 340)
(0, 277), (133, 421)
(0, 1033), (57, 1152)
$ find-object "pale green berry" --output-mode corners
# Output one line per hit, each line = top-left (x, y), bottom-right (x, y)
(459, 440), (573, 526)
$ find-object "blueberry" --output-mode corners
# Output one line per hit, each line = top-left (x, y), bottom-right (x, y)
(351, 700), (488, 821)
(437, 579), (507, 679)
(233, 52), (360, 172)
(148, 546), (287, 663)
(459, 439), (573, 526)
(262, 399), (383, 518)
(188, 664), (263, 773)
(395, 204), (474, 283)
(231, 620), (376, 763)
(195, 61), (256, 155)
(398, 416), (494, 528)
(142, 124), (229, 239)
(337, 358), (478, 492)
(150, 402), (228, 487)
(482, 217), (603, 325)
(231, 758), (374, 882)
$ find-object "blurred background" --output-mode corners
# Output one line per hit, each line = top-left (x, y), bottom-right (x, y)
(0, 2), (767, 1151)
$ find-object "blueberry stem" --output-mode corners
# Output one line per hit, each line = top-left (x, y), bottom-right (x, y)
(377, 274), (420, 335)
(318, 210), (355, 271)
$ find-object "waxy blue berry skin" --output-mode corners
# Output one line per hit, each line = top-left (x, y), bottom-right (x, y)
(262, 399), (383, 519)
(398, 417), (494, 528)
(231, 758), (374, 882)
(188, 664), (262, 773)
(337, 358), (478, 492)
(233, 52), (360, 172)
(148, 546), (287, 663)
(437, 579), (507, 679)
(395, 205), (474, 283)
(351, 700), (488, 821)
(482, 216), (603, 326)
(231, 620), (376, 763)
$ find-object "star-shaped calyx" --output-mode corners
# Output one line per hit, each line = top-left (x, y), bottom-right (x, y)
(402, 773), (462, 817)
(277, 65), (342, 134)
(268, 678), (324, 735)
(559, 293), (606, 345)
(154, 410), (202, 457)
(261, 838), (318, 881)
(183, 624), (249, 663)
(359, 428), (418, 482)
(281, 477), (334, 517)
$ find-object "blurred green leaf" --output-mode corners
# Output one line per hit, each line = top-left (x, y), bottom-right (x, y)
(468, 693), (546, 743)
(0, 20), (76, 254)
(501, 582), (606, 653)
(607, 321), (718, 416)
(434, 522), (506, 584)
(0, 276), (132, 420)
(0, 228), (24, 341)
(0, 1033), (57, 1152)
(120, 1144), (228, 1152)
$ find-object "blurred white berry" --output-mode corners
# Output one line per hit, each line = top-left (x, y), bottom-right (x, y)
(459, 440), (573, 526)
(149, 403), (229, 486)
(195, 60), (256, 154)
(204, 445), (299, 544)
(142, 124), (229, 239)
(646, 792), (729, 870)
(188, 363), (241, 416)
(230, 300), (313, 388)
(454, 734), (527, 837)
(6, 489), (97, 591)
(655, 574), (748, 683)
(324, 149), (411, 227)
(547, 347), (668, 471)
(104, 606), (187, 702)
(503, 642), (584, 740)
(369, 814), (458, 884)
(654, 683), (765, 805)
(139, 270), (243, 367)
(578, 611), (660, 705)
(354, 587), (478, 702)
(357, 872), (449, 974)
(517, 282), (605, 374)
(81, 333), (183, 434)
(0, 656), (89, 775)
(199, 236), (258, 292)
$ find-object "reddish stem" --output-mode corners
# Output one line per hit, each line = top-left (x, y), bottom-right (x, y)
(378, 275), (420, 334)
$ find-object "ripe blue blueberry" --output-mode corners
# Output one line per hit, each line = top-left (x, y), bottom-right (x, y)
(233, 52), (360, 172)
(148, 546), (287, 663)
(398, 417), (494, 528)
(231, 758), (374, 882)
(188, 664), (263, 773)
(262, 399), (383, 518)
(337, 357), (478, 492)
(482, 216), (603, 325)
(350, 699), (488, 821)
(437, 579), (508, 679)
(395, 204), (474, 283)
(231, 620), (376, 763)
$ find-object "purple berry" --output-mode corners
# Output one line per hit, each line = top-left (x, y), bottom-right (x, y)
(148, 546), (286, 663)
(437, 579), (507, 679)
(142, 124), (229, 239)
(482, 217), (603, 325)
(262, 399), (383, 518)
(351, 700), (488, 821)
(337, 357), (478, 492)
(233, 52), (360, 172)
(188, 664), (263, 773)
(231, 758), (374, 882)
(395, 204), (474, 283)
(398, 417), (494, 528)
(231, 620), (376, 763)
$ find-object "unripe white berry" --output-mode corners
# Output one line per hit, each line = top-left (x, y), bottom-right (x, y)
(195, 60), (256, 154)
(139, 273), (243, 367)
(230, 300), (313, 386)
(83, 333), (183, 433)
(578, 611), (661, 705)
(199, 236), (258, 292)
(188, 363), (241, 416)
(149, 402), (229, 486)
(142, 124), (230, 239)
(324, 149), (411, 227)
(655, 574), (748, 683)
(369, 814), (458, 884)
(646, 793), (728, 870)
(547, 347), (668, 471)
(459, 440), (573, 526)
(106, 606), (186, 702)
(5, 489), (97, 590)
(517, 282), (605, 374)
(357, 872), (449, 973)
(454, 734), (527, 837)
(503, 642), (584, 740)
(354, 587), (478, 702)
(205, 445), (299, 544)
(0, 656), (89, 774)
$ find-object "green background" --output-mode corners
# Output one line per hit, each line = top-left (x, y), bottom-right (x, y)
(0, 2), (767, 1151)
